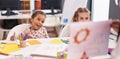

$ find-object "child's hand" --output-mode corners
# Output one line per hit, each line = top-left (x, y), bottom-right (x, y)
(24, 34), (30, 39)
(111, 19), (120, 33)
(81, 52), (88, 59)
(111, 19), (120, 26)
(10, 33), (15, 41)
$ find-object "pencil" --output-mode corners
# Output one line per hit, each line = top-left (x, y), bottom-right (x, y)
(0, 52), (9, 56)
(31, 54), (56, 58)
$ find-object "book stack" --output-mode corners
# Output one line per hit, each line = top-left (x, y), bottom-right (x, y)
(35, 0), (41, 10)
(21, 1), (30, 10)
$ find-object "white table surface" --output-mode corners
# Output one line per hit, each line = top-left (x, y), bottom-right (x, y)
(0, 38), (112, 59)
(0, 38), (68, 59)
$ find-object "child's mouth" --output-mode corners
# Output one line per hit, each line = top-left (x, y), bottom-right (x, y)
(36, 24), (41, 28)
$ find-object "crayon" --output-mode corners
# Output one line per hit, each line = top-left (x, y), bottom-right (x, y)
(19, 34), (22, 41)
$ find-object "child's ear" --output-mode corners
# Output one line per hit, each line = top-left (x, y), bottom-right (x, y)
(74, 18), (78, 22)
(29, 18), (32, 23)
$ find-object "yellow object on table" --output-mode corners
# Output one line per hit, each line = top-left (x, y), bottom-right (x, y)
(50, 39), (62, 44)
(0, 43), (20, 54)
(27, 39), (41, 45)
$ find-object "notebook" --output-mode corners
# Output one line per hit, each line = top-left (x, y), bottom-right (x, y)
(67, 21), (111, 59)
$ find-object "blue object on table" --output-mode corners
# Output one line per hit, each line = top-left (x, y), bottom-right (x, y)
(61, 39), (69, 44)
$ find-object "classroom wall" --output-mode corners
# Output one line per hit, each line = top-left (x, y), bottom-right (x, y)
(61, 0), (88, 25)
(109, 0), (120, 19)
(91, 0), (110, 21)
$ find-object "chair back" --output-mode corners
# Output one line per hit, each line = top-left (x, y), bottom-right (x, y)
(6, 23), (31, 40)
(43, 15), (60, 27)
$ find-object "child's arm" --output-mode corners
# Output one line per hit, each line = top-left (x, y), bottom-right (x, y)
(43, 27), (49, 38)
(22, 28), (31, 39)
(10, 32), (15, 41)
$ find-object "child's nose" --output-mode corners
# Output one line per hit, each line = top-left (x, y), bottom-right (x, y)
(40, 21), (43, 25)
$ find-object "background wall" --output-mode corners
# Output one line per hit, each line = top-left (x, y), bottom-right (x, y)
(91, 0), (110, 21)
(109, 0), (120, 19)
(61, 0), (88, 25)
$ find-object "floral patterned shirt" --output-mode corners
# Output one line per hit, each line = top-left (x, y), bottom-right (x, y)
(22, 26), (49, 39)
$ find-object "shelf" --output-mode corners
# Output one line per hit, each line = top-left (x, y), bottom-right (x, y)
(19, 0), (63, 15)
(20, 0), (30, 1)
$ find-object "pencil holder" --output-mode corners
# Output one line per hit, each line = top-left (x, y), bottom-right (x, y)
(20, 41), (26, 48)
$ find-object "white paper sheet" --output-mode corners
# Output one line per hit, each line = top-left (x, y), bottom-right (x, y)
(67, 21), (111, 59)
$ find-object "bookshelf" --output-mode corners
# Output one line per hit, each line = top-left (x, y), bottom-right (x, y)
(20, 0), (43, 15)
(35, 0), (41, 10)
(0, 0), (63, 15)
(20, 0), (63, 14)
(19, 0), (31, 14)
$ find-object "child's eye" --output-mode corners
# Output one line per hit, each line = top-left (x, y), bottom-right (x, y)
(42, 21), (44, 23)
(85, 17), (88, 20)
(38, 19), (41, 21)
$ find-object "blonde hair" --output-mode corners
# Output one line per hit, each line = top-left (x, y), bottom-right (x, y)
(72, 7), (90, 22)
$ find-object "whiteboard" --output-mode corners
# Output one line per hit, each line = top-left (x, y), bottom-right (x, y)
(61, 0), (88, 25)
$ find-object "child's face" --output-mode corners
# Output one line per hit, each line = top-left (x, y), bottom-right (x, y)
(30, 14), (45, 30)
(78, 12), (90, 22)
